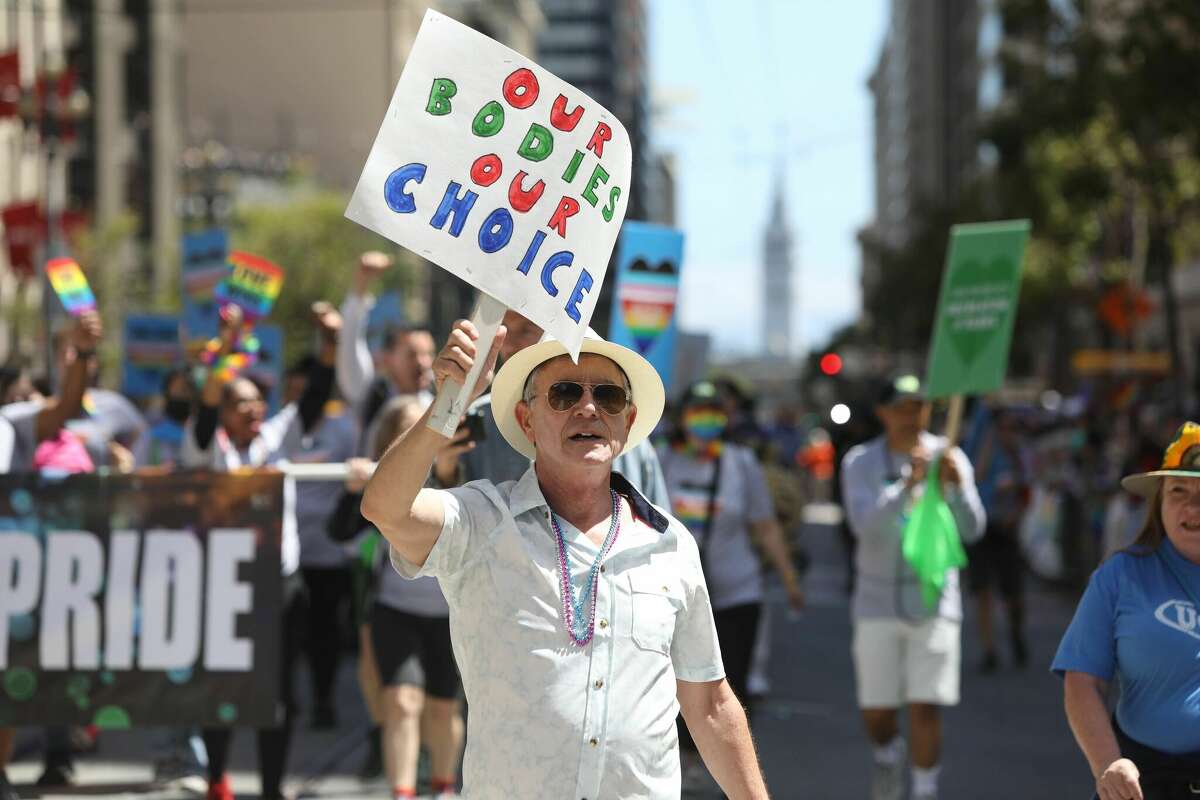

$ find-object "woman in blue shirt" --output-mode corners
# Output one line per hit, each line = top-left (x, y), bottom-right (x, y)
(1053, 422), (1200, 800)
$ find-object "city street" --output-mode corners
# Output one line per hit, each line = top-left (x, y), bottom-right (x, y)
(8, 511), (1093, 799)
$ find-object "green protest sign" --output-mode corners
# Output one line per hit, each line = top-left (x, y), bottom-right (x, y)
(924, 220), (1030, 399)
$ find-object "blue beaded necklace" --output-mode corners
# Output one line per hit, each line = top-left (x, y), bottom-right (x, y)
(550, 490), (623, 647)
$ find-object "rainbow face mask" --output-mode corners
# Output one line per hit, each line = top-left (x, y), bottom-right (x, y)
(682, 407), (728, 442)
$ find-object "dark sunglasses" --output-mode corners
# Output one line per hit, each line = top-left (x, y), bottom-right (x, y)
(535, 381), (632, 415)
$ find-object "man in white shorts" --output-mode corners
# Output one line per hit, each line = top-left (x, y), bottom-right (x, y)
(839, 375), (985, 800)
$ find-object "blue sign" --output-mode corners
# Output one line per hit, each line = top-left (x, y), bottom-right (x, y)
(606, 222), (684, 391)
(121, 315), (184, 399)
(181, 230), (230, 343)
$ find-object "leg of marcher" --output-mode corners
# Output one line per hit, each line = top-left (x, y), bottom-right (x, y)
(422, 698), (463, 796)
(383, 685), (424, 798)
(257, 726), (293, 800)
(301, 566), (346, 728)
(257, 577), (303, 799)
(908, 703), (942, 798)
(358, 624), (385, 779)
(201, 729), (233, 800)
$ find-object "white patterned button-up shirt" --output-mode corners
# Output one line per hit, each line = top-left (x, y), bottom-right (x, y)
(393, 467), (724, 800)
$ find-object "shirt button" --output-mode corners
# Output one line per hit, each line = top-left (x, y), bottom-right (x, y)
(594, 679), (604, 689)
(661, 585), (668, 592)
(599, 619), (608, 629)
(600, 564), (606, 573)
(589, 737), (598, 747)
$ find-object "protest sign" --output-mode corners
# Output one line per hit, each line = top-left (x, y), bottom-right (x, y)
(45, 257), (96, 316)
(607, 222), (684, 390)
(0, 471), (284, 727)
(181, 230), (230, 343)
(215, 251), (284, 322)
(924, 220), (1030, 399)
(122, 314), (184, 399)
(346, 9), (632, 362)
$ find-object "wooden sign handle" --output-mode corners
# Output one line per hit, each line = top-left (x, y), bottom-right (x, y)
(943, 394), (966, 448)
(426, 293), (507, 438)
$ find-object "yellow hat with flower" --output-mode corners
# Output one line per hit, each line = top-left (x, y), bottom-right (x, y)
(1121, 422), (1200, 497)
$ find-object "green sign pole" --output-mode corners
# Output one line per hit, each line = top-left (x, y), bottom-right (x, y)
(905, 219), (1031, 608)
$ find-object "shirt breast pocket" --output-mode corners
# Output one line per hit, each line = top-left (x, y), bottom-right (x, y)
(630, 568), (683, 656)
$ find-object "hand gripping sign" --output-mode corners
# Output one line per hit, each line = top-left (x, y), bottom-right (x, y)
(345, 10), (632, 434)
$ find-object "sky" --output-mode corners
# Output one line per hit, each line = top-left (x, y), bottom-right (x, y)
(648, 0), (889, 359)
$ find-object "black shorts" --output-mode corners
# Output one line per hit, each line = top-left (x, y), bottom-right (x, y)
(369, 603), (461, 699)
(967, 525), (1024, 598)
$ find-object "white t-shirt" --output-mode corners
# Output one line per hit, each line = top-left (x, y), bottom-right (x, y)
(657, 443), (775, 610)
(0, 402), (41, 473)
(292, 409), (359, 568)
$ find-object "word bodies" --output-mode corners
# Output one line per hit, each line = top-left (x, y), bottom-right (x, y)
(346, 10), (632, 356)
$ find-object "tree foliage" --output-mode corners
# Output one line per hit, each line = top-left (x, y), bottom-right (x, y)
(859, 0), (1200, 384)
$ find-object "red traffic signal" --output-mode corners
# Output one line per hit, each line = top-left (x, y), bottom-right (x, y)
(819, 353), (843, 376)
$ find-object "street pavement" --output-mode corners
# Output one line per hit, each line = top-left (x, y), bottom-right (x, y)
(8, 511), (1093, 799)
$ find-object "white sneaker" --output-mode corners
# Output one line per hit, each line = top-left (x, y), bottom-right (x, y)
(870, 739), (907, 800)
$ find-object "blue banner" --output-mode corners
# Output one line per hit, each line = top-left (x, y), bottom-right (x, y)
(121, 315), (184, 399)
(606, 222), (684, 391)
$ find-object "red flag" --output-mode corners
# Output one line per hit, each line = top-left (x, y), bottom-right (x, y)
(2, 202), (43, 277)
(0, 51), (19, 119)
(33, 68), (77, 140)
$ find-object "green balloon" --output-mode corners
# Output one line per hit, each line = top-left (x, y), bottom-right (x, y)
(93, 706), (132, 730)
(217, 703), (237, 723)
(3, 668), (35, 701)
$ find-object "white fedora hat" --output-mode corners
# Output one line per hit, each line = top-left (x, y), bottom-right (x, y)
(489, 330), (665, 460)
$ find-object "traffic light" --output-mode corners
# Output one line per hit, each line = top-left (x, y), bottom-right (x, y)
(819, 352), (843, 376)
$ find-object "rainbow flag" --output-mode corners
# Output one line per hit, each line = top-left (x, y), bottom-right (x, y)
(671, 486), (720, 532)
(619, 280), (678, 355)
(607, 222), (684, 390)
(215, 251), (284, 321)
(45, 258), (96, 316)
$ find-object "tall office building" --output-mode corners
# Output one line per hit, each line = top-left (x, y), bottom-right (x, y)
(537, 0), (650, 336)
(858, 0), (981, 303)
(762, 176), (794, 360)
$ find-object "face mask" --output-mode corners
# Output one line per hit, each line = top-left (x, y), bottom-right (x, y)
(683, 408), (728, 442)
(165, 398), (192, 424)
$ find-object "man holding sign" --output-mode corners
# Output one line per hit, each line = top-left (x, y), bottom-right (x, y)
(362, 321), (770, 799)
(840, 376), (985, 800)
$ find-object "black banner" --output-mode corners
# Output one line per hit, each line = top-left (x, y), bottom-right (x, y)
(0, 471), (283, 727)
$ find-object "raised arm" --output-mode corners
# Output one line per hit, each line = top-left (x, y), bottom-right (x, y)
(35, 311), (101, 442)
(337, 252), (391, 405)
(297, 301), (341, 433)
(361, 318), (505, 567)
